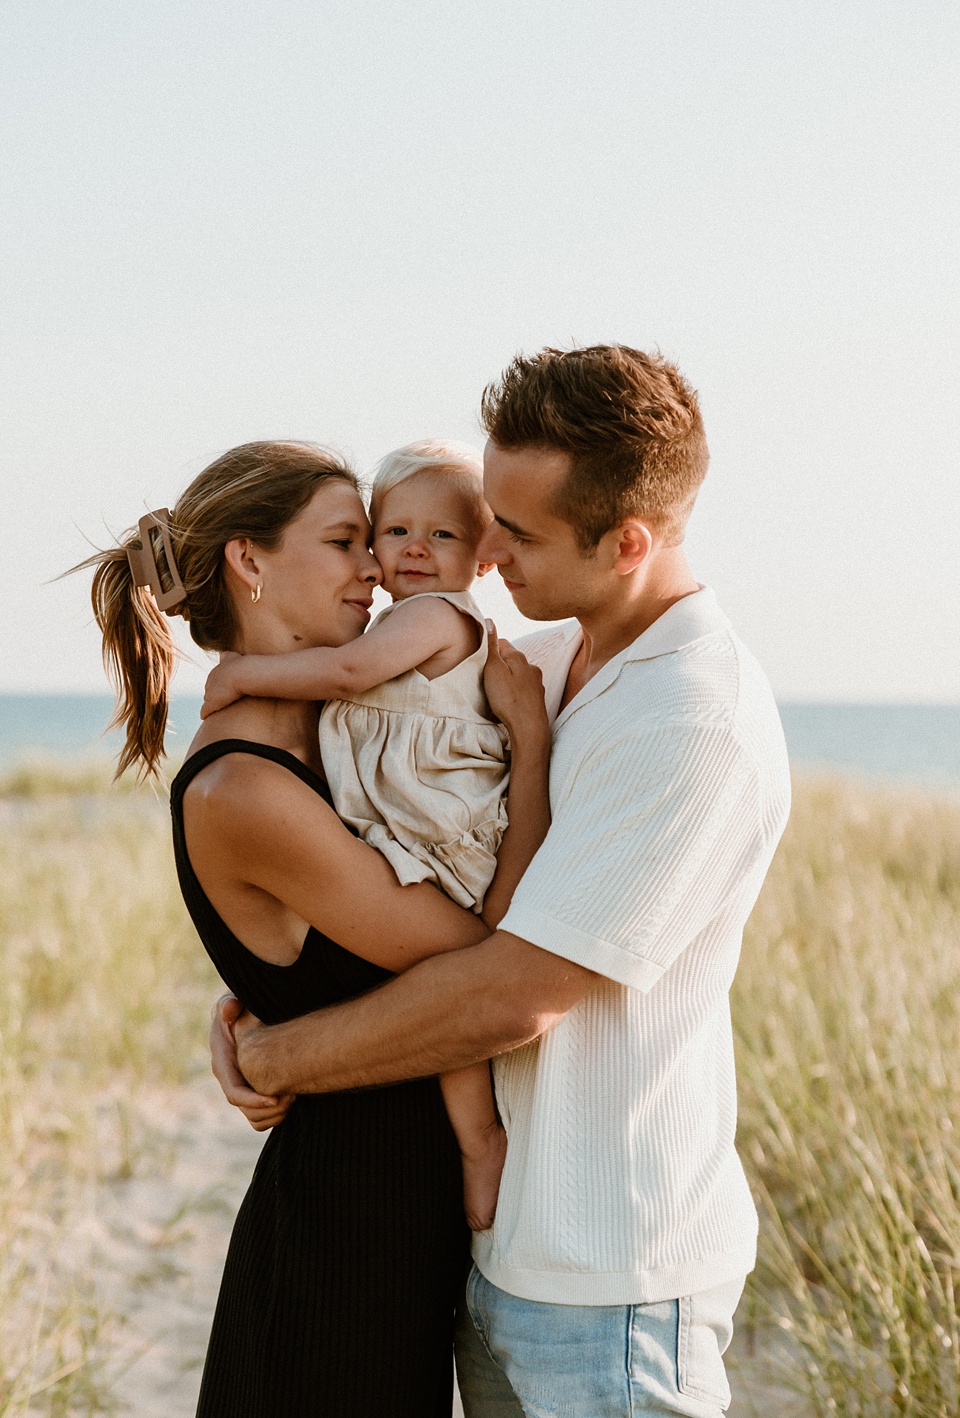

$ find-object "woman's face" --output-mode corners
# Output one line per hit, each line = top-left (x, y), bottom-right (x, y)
(251, 481), (381, 649)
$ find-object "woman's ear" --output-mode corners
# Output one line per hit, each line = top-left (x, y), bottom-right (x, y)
(476, 561), (496, 578)
(223, 536), (263, 594)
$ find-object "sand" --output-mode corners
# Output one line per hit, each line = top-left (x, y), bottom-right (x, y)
(80, 1075), (801, 1417)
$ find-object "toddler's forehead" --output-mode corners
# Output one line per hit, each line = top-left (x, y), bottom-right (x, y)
(377, 473), (483, 523)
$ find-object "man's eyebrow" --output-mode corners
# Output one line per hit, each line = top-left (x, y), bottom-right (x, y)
(494, 514), (533, 538)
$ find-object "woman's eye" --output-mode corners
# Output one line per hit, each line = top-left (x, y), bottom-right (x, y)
(508, 532), (527, 545)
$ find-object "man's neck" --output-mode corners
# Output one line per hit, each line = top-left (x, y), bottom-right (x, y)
(561, 550), (700, 710)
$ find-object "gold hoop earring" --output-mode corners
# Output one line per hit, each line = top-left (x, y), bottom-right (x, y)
(251, 584), (261, 604)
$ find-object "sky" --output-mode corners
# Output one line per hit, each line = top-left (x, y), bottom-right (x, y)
(3, 0), (958, 701)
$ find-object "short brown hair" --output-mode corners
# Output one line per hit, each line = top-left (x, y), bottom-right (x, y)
(480, 344), (708, 550)
(74, 441), (358, 779)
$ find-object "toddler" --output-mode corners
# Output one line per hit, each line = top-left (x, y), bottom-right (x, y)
(202, 441), (541, 1229)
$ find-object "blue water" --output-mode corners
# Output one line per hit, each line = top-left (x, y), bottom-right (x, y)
(1, 695), (959, 787)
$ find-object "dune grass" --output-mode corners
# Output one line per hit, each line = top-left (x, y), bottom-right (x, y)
(735, 778), (960, 1416)
(0, 777), (218, 1415)
(0, 767), (958, 1413)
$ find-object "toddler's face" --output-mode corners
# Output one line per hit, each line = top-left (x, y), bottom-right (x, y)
(372, 474), (489, 600)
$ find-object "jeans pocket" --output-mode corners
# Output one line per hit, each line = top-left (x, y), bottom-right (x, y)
(465, 1264), (490, 1346)
(676, 1291), (733, 1409)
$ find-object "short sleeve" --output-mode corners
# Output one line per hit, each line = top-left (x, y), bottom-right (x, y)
(498, 720), (761, 991)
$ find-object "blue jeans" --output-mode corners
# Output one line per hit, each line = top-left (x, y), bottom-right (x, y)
(457, 1265), (745, 1417)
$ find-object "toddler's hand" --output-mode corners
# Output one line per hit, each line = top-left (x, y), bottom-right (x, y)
(483, 622), (547, 740)
(201, 651), (245, 719)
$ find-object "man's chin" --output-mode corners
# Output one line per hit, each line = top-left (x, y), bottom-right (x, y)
(508, 588), (569, 621)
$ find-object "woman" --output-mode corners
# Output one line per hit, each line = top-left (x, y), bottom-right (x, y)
(81, 441), (549, 1418)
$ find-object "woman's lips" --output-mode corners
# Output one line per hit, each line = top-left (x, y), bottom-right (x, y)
(344, 599), (372, 622)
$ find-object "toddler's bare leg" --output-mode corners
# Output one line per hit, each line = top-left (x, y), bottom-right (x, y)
(440, 1063), (507, 1232)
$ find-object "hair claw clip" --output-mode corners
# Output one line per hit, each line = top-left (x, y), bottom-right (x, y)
(126, 509), (188, 614)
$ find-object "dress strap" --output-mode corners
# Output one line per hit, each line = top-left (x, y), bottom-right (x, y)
(170, 738), (331, 804)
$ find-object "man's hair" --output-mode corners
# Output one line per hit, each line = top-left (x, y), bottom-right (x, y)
(480, 345), (709, 550)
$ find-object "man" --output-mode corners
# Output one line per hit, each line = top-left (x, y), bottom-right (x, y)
(214, 344), (791, 1416)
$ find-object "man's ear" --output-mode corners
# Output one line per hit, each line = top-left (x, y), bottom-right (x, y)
(475, 561), (496, 578)
(614, 519), (654, 575)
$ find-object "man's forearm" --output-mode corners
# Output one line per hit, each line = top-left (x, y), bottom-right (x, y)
(235, 931), (595, 1096)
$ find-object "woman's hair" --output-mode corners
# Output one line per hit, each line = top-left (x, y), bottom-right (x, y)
(369, 440), (488, 538)
(74, 441), (359, 781)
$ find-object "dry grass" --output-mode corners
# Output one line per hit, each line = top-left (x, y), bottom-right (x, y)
(736, 778), (960, 1416)
(0, 778), (218, 1415)
(1, 768), (958, 1413)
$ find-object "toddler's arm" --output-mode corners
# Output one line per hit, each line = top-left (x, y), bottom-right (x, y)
(440, 1063), (506, 1232)
(202, 596), (466, 717)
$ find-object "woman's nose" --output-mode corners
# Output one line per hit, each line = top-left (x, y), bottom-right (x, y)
(360, 548), (383, 584)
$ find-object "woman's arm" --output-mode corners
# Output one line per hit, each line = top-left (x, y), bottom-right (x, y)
(479, 627), (552, 929)
(184, 753), (488, 974)
(201, 596), (465, 716)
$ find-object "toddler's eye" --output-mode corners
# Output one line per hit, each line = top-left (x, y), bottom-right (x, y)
(433, 530), (456, 540)
(382, 526), (407, 537)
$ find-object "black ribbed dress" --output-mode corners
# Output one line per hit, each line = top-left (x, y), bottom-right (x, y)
(170, 741), (469, 1418)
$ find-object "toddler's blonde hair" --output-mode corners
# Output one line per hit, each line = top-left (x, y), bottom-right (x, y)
(370, 440), (489, 540)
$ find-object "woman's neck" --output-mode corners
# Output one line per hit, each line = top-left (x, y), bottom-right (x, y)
(188, 696), (324, 773)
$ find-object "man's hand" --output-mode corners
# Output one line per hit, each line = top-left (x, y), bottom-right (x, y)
(482, 623), (547, 742)
(210, 994), (295, 1131)
(201, 652), (245, 720)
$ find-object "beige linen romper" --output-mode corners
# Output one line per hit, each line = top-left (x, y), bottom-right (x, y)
(318, 590), (509, 912)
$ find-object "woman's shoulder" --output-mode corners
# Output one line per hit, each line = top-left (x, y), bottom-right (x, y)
(179, 736), (330, 826)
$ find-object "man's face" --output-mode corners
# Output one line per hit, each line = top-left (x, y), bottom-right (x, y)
(477, 442), (609, 621)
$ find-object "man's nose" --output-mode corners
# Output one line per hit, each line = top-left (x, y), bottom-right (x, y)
(476, 523), (506, 563)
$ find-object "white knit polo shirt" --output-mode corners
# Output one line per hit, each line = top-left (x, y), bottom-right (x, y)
(472, 587), (790, 1305)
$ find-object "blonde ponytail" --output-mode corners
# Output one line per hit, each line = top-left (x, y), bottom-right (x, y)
(72, 441), (359, 780)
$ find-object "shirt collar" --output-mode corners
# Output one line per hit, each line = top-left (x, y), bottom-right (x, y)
(553, 586), (729, 730)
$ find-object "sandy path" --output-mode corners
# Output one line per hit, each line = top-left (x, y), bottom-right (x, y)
(89, 1075), (466, 1417)
(88, 1076), (799, 1417)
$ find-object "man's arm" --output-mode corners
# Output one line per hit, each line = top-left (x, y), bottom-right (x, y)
(234, 930), (597, 1097)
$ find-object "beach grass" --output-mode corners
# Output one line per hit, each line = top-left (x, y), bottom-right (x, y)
(735, 778), (960, 1416)
(1, 767), (959, 1413)
(0, 774), (218, 1415)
